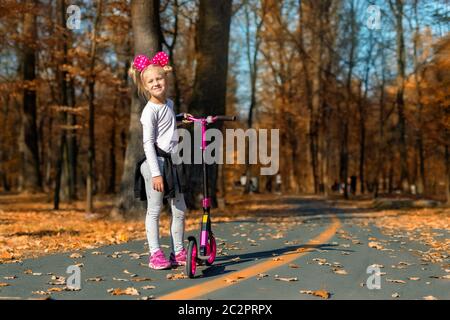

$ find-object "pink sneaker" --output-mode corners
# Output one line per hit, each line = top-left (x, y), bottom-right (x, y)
(170, 248), (187, 267)
(148, 249), (171, 270)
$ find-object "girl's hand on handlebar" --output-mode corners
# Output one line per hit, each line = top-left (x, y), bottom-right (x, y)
(152, 176), (164, 193)
(182, 113), (193, 124)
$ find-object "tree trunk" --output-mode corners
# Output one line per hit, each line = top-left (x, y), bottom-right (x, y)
(20, 0), (42, 193)
(390, 0), (409, 192)
(446, 144), (450, 205)
(86, 0), (103, 214)
(107, 99), (117, 194)
(186, 0), (232, 209)
(340, 0), (357, 199)
(113, 0), (163, 218)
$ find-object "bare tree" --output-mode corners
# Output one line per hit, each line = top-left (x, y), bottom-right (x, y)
(389, 0), (409, 192)
(186, 0), (233, 208)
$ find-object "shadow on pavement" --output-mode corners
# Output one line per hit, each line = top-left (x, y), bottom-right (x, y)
(198, 243), (352, 278)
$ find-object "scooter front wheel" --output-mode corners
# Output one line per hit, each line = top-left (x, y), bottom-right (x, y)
(186, 237), (198, 278)
(205, 234), (216, 266)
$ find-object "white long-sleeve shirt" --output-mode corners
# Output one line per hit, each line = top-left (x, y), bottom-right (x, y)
(140, 99), (179, 177)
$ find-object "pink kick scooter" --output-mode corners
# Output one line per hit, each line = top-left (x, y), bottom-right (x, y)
(185, 114), (236, 278)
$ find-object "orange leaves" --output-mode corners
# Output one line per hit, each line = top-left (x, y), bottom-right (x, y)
(107, 287), (140, 296)
(0, 193), (251, 263)
(224, 276), (245, 284)
(300, 289), (330, 299)
(166, 273), (188, 280)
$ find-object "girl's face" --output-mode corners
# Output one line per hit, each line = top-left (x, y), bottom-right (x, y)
(142, 66), (167, 100)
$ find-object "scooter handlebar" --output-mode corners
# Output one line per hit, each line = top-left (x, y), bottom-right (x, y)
(213, 115), (236, 122)
(186, 115), (237, 123)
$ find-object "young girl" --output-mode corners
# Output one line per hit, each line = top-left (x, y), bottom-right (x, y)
(129, 52), (191, 270)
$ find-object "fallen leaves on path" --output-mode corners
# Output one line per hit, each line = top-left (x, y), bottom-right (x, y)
(0, 193), (251, 263)
(332, 269), (348, 275)
(368, 241), (384, 250)
(386, 279), (406, 284)
(274, 275), (298, 282)
(107, 287), (140, 296)
(224, 276), (245, 284)
(299, 289), (330, 299)
(131, 277), (152, 282)
(166, 273), (188, 280)
(48, 276), (66, 285)
(141, 285), (156, 290)
(369, 208), (450, 264)
(86, 277), (103, 282)
(256, 273), (268, 280)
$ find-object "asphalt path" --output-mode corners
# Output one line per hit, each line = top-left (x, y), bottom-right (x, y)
(0, 198), (448, 300)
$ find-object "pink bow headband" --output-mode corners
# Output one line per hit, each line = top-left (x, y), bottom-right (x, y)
(133, 51), (170, 72)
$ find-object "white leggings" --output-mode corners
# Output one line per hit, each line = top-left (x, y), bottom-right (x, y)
(140, 157), (187, 255)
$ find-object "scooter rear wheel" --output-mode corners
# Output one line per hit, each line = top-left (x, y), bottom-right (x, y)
(186, 237), (197, 278)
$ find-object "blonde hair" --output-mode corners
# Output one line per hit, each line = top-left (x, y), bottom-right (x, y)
(128, 64), (173, 101)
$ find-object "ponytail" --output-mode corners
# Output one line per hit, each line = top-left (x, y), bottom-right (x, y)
(128, 65), (151, 101)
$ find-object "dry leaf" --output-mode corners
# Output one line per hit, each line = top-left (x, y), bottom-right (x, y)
(288, 264), (300, 269)
(392, 293), (400, 298)
(86, 277), (103, 282)
(131, 277), (152, 282)
(140, 295), (155, 300)
(386, 279), (406, 284)
(141, 285), (156, 290)
(0, 283), (11, 287)
(91, 251), (103, 255)
(368, 242), (384, 250)
(65, 286), (81, 291)
(224, 276), (245, 284)
(333, 269), (348, 275)
(129, 253), (141, 260)
(3, 276), (17, 280)
(274, 275), (298, 282)
(166, 273), (188, 280)
(423, 295), (438, 300)
(108, 287), (140, 296)
(300, 289), (330, 299)
(256, 273), (268, 280)
(48, 287), (64, 292)
(69, 253), (83, 259)
(32, 291), (49, 295)
(48, 276), (66, 285)
(408, 277), (420, 281)
(113, 278), (129, 282)
(272, 257), (283, 261)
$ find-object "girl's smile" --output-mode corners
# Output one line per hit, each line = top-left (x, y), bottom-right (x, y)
(142, 66), (168, 100)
